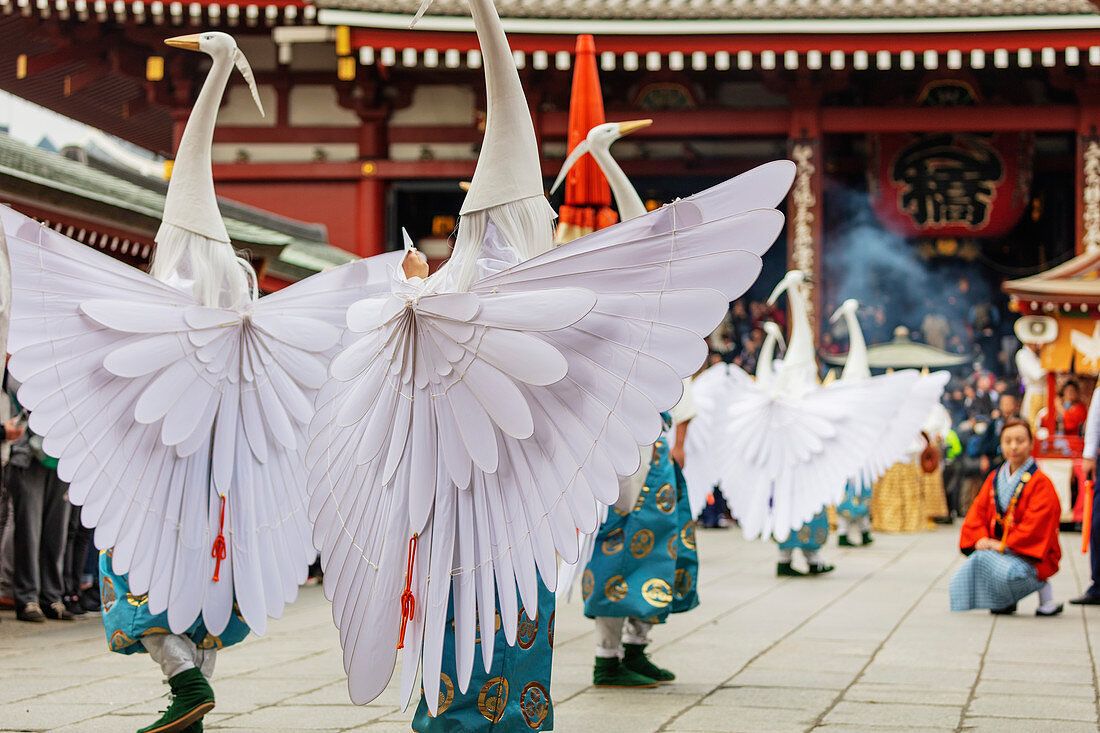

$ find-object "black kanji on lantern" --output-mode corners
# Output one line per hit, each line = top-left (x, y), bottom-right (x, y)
(891, 133), (1005, 229)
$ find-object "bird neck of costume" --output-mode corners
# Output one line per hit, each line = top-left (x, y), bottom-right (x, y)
(460, 0), (546, 215)
(757, 330), (780, 389)
(776, 284), (816, 393)
(161, 50), (233, 245)
(590, 143), (646, 222)
(153, 47), (255, 309)
(840, 309), (871, 381)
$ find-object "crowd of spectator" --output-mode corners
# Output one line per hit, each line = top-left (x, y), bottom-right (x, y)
(0, 370), (100, 624)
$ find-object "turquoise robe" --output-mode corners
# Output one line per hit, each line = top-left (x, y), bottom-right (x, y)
(837, 478), (872, 522)
(583, 416), (700, 622)
(99, 551), (250, 655)
(413, 581), (555, 732)
(778, 511), (830, 553)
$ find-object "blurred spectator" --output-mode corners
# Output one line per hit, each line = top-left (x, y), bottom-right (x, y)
(9, 429), (72, 622)
(1055, 379), (1088, 435)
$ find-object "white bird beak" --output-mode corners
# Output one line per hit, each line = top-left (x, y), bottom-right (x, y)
(550, 138), (591, 196)
(767, 278), (789, 306)
(165, 34), (201, 51)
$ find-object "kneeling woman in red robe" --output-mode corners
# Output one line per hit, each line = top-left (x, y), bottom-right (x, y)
(950, 418), (1063, 616)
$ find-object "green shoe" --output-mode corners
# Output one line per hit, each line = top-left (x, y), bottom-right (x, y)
(593, 656), (659, 688)
(837, 536), (856, 547)
(623, 643), (675, 682)
(137, 668), (214, 733)
(808, 561), (835, 575)
(861, 531), (874, 546)
(777, 561), (805, 577)
(182, 722), (203, 733)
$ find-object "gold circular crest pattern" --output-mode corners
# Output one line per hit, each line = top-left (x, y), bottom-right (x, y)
(547, 610), (555, 649)
(681, 521), (697, 551)
(655, 484), (675, 513)
(438, 673), (455, 714)
(630, 529), (655, 559)
(478, 677), (509, 723)
(797, 525), (812, 543)
(814, 526), (828, 546)
(674, 568), (693, 599)
(668, 533), (678, 560)
(642, 578), (673, 607)
(604, 575), (628, 602)
(126, 593), (148, 607)
(601, 527), (625, 555)
(581, 570), (594, 600)
(101, 576), (116, 612)
(651, 440), (664, 465)
(516, 608), (539, 650)
(109, 630), (134, 651)
(520, 681), (551, 729)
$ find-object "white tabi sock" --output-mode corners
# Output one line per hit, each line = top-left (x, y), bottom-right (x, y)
(1037, 582), (1059, 612)
(777, 548), (793, 563)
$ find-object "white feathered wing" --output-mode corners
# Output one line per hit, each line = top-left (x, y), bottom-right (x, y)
(307, 160), (796, 710)
(2, 205), (399, 636)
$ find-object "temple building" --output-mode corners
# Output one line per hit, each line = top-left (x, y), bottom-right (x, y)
(2, 0), (1099, 327)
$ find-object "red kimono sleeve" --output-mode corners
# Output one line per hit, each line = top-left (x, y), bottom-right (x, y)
(959, 472), (996, 553)
(1006, 474), (1062, 580)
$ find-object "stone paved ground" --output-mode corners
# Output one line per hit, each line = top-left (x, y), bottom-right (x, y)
(2, 526), (1100, 732)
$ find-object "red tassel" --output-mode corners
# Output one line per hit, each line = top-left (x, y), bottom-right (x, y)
(397, 533), (418, 650)
(211, 495), (227, 582)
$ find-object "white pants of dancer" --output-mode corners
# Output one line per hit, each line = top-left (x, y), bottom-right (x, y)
(777, 547), (823, 564)
(594, 617), (652, 658)
(836, 514), (871, 536)
(142, 633), (217, 681)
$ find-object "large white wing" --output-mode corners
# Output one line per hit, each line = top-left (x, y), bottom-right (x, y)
(682, 362), (752, 516)
(2, 205), (398, 636)
(717, 367), (926, 542)
(308, 160), (796, 709)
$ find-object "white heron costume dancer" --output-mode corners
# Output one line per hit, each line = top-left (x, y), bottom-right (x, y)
(305, 0), (796, 722)
(701, 271), (945, 561)
(1, 32), (399, 733)
(551, 118), (703, 688)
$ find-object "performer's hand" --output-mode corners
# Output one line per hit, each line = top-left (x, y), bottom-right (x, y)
(671, 445), (686, 468)
(1083, 457), (1095, 479)
(4, 418), (22, 441)
(402, 249), (429, 280)
(974, 537), (997, 551)
(980, 456), (990, 474)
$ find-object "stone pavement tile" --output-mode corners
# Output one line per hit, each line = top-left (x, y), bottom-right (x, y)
(24, 676), (163, 707)
(700, 685), (836, 710)
(975, 678), (1096, 698)
(815, 726), (955, 733)
(750, 652), (868, 674)
(550, 707), (667, 733)
(963, 716), (1100, 732)
(0, 675), (86, 704)
(206, 677), (332, 714)
(0, 701), (122, 730)
(870, 649), (982, 670)
(843, 682), (970, 706)
(980, 661), (1092, 685)
(728, 667), (853, 690)
(346, 722), (418, 732)
(675, 704), (816, 732)
(823, 701), (961, 728)
(216, 704), (388, 729)
(858, 664), (976, 688)
(967, 693), (1097, 722)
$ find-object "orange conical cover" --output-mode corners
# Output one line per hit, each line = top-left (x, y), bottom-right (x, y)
(555, 35), (616, 244)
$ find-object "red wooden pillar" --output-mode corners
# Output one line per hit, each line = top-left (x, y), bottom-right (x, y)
(356, 111), (388, 258)
(787, 101), (825, 340)
(1076, 99), (1100, 255)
